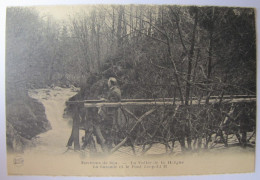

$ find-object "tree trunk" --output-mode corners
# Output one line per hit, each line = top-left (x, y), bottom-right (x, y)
(184, 8), (198, 150)
(206, 7), (215, 104)
(185, 8), (198, 105)
(117, 6), (123, 47)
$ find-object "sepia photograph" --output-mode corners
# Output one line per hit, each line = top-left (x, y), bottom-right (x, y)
(3, 0), (258, 178)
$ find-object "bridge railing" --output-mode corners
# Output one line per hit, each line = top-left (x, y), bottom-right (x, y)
(65, 95), (256, 154)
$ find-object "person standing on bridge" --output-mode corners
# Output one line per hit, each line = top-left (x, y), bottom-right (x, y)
(107, 77), (122, 145)
(98, 77), (122, 150)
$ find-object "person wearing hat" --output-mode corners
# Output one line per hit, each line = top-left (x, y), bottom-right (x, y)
(98, 77), (122, 150)
(107, 77), (121, 102)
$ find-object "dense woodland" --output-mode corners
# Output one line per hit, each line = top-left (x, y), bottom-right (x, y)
(6, 5), (256, 152)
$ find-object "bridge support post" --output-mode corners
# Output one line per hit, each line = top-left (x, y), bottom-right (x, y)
(72, 108), (80, 151)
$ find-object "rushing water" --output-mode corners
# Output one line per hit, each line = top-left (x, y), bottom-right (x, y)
(26, 87), (78, 155)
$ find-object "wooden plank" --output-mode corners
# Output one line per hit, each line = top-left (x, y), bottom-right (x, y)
(67, 98), (174, 104)
(84, 97), (256, 108)
(85, 101), (180, 108)
(67, 95), (256, 104)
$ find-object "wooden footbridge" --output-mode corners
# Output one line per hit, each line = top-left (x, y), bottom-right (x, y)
(66, 95), (256, 154)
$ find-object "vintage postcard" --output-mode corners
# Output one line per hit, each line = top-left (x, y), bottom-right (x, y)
(5, 3), (256, 176)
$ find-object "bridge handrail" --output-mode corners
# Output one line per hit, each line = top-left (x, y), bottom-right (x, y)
(83, 97), (256, 108)
(66, 94), (256, 104)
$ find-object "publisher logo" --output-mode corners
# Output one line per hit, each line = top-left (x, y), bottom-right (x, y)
(13, 156), (24, 167)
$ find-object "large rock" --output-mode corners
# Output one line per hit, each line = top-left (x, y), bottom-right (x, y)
(6, 96), (51, 152)
(6, 121), (30, 153)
